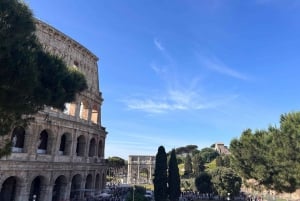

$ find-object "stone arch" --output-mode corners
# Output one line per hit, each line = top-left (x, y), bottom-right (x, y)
(37, 129), (53, 155)
(95, 174), (100, 190)
(98, 139), (103, 158)
(88, 138), (96, 157)
(139, 168), (149, 184)
(58, 132), (72, 155)
(70, 174), (82, 200)
(84, 174), (93, 197)
(28, 176), (47, 201)
(127, 155), (155, 184)
(76, 135), (86, 157)
(91, 104), (99, 124)
(79, 99), (89, 120)
(0, 176), (18, 201)
(37, 130), (48, 154)
(11, 126), (25, 153)
(52, 175), (67, 201)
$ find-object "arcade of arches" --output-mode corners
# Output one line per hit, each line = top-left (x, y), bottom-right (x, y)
(0, 18), (108, 201)
(0, 172), (106, 201)
(0, 124), (107, 201)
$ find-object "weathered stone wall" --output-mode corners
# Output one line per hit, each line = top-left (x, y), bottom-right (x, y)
(0, 20), (107, 201)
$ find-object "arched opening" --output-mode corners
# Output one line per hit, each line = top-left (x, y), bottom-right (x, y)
(52, 175), (67, 201)
(0, 176), (17, 201)
(11, 126), (25, 153)
(98, 140), (103, 158)
(28, 176), (45, 201)
(139, 168), (149, 184)
(91, 104), (99, 124)
(79, 100), (89, 120)
(84, 174), (93, 198)
(95, 174), (100, 190)
(70, 174), (82, 200)
(59, 133), (71, 155)
(76, 135), (86, 157)
(37, 130), (48, 154)
(88, 138), (96, 157)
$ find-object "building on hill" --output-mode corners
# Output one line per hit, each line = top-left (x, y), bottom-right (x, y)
(0, 19), (108, 201)
(214, 142), (230, 155)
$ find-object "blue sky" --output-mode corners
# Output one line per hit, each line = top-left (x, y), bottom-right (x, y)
(26, 0), (300, 159)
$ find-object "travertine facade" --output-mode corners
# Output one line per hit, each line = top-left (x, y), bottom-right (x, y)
(0, 20), (107, 201)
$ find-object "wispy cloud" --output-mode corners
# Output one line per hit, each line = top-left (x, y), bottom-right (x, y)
(124, 87), (238, 114)
(199, 55), (249, 80)
(154, 38), (164, 51)
(122, 40), (240, 114)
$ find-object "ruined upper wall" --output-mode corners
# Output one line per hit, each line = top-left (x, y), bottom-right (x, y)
(34, 19), (100, 96)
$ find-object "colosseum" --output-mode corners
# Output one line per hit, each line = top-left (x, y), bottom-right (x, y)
(0, 19), (108, 201)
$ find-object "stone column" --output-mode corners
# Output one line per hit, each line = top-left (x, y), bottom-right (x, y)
(75, 101), (81, 119)
(15, 182), (30, 201)
(87, 105), (92, 123)
(40, 184), (53, 201)
(127, 157), (132, 184)
(65, 182), (72, 201)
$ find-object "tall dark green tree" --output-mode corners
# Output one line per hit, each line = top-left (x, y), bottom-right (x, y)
(192, 153), (205, 176)
(199, 148), (219, 163)
(153, 146), (168, 201)
(184, 154), (193, 176)
(0, 0), (87, 157)
(195, 172), (212, 195)
(210, 167), (242, 199)
(168, 149), (181, 201)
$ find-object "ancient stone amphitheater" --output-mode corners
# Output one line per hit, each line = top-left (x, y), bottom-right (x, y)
(0, 19), (107, 201)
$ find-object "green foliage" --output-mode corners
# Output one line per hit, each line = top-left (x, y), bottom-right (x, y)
(184, 154), (193, 176)
(167, 145), (198, 155)
(192, 153), (205, 176)
(195, 172), (213, 194)
(215, 155), (231, 168)
(210, 167), (242, 198)
(126, 186), (147, 201)
(153, 146), (168, 201)
(205, 159), (217, 170)
(0, 0), (87, 157)
(198, 147), (219, 163)
(230, 112), (300, 193)
(107, 156), (125, 167)
(168, 149), (181, 201)
(176, 157), (183, 164)
(181, 178), (195, 191)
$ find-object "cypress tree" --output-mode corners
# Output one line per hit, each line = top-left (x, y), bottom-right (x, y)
(168, 149), (181, 201)
(153, 146), (168, 201)
(184, 154), (193, 176)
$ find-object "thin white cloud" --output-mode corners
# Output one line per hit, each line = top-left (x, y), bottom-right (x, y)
(154, 38), (164, 51)
(151, 64), (167, 75)
(122, 41), (241, 114)
(126, 99), (172, 113)
(200, 55), (249, 80)
(124, 87), (238, 114)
